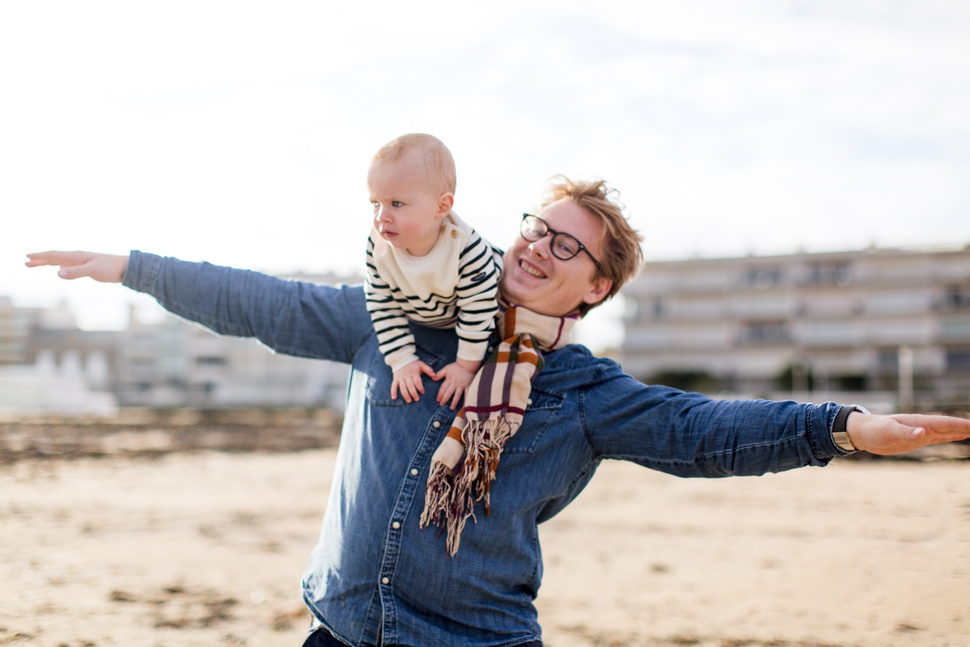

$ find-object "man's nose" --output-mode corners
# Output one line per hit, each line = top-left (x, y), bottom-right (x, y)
(527, 235), (551, 257)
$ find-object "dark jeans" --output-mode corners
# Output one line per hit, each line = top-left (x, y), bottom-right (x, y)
(301, 627), (542, 647)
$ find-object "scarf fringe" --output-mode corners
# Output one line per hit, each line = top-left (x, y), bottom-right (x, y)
(419, 304), (576, 555)
(419, 416), (516, 556)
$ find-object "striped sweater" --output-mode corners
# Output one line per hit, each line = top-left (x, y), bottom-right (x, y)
(365, 212), (502, 372)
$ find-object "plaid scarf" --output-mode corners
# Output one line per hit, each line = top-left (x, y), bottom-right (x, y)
(419, 303), (577, 555)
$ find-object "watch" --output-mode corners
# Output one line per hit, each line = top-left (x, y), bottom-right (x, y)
(832, 405), (870, 452)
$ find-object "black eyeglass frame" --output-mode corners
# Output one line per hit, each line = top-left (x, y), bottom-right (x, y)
(519, 213), (603, 272)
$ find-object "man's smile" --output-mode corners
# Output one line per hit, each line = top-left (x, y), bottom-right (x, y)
(518, 258), (546, 279)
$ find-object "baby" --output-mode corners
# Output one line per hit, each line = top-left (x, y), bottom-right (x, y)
(364, 134), (502, 409)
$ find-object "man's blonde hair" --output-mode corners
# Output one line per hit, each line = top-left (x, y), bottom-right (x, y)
(372, 133), (457, 196)
(540, 176), (644, 316)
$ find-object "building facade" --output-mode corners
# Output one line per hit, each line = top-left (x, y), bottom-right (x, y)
(620, 245), (970, 411)
(116, 306), (349, 410)
(0, 273), (358, 416)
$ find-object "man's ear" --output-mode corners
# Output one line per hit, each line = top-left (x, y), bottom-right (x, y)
(582, 275), (612, 307)
(436, 192), (455, 219)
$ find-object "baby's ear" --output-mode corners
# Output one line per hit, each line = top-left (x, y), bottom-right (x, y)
(436, 192), (454, 218)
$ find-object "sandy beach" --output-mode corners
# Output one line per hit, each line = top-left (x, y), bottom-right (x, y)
(2, 439), (968, 646)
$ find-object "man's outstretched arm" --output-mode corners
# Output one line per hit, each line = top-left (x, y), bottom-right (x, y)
(27, 249), (371, 365)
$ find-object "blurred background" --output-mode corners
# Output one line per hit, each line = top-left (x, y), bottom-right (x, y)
(3, 9), (967, 646)
(2, 1), (970, 418)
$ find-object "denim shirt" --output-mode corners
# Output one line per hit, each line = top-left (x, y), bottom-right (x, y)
(123, 251), (847, 647)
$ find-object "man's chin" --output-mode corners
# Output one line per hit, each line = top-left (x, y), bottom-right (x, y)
(499, 275), (538, 303)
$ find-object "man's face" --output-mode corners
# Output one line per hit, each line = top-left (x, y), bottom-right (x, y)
(367, 154), (451, 257)
(501, 199), (612, 317)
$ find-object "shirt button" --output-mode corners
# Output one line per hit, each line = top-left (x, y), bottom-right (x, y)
(410, 468), (419, 476)
(433, 421), (441, 428)
(381, 577), (390, 585)
(392, 521), (401, 529)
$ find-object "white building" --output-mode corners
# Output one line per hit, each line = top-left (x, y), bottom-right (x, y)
(0, 297), (119, 416)
(113, 272), (358, 411)
(1, 273), (359, 415)
(117, 307), (350, 410)
(621, 245), (970, 411)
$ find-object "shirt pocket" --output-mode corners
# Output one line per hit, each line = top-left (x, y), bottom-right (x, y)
(503, 387), (565, 455)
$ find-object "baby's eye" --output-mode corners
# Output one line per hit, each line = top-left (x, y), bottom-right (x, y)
(392, 200), (404, 208)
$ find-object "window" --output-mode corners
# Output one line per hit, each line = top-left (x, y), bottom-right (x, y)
(743, 267), (784, 289)
(944, 285), (970, 309)
(807, 262), (853, 287)
(742, 321), (790, 345)
(876, 349), (898, 370)
(945, 349), (970, 372)
(195, 356), (228, 367)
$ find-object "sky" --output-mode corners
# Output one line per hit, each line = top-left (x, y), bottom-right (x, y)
(2, 1), (969, 349)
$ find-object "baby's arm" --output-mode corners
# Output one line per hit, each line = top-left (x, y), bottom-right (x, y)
(437, 234), (501, 409)
(365, 236), (427, 401)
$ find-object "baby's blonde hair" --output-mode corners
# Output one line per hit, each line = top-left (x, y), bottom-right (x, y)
(372, 133), (457, 196)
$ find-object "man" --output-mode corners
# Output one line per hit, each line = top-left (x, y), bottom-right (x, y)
(26, 177), (970, 647)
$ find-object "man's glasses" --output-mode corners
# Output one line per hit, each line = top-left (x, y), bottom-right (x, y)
(519, 213), (603, 271)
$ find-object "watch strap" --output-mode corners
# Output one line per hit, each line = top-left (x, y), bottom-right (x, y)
(832, 405), (867, 452)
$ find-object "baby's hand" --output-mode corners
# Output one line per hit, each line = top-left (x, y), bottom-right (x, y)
(433, 359), (480, 410)
(391, 360), (435, 403)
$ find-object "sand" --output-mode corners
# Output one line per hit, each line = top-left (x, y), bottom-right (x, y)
(2, 446), (968, 646)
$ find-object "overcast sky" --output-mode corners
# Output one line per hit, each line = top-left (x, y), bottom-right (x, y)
(3, 1), (969, 347)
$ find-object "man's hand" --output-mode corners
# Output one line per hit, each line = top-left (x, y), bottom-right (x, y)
(848, 412), (970, 455)
(25, 251), (128, 283)
(433, 359), (479, 410)
(391, 360), (436, 404)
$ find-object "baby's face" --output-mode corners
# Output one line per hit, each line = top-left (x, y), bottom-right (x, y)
(367, 154), (448, 257)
